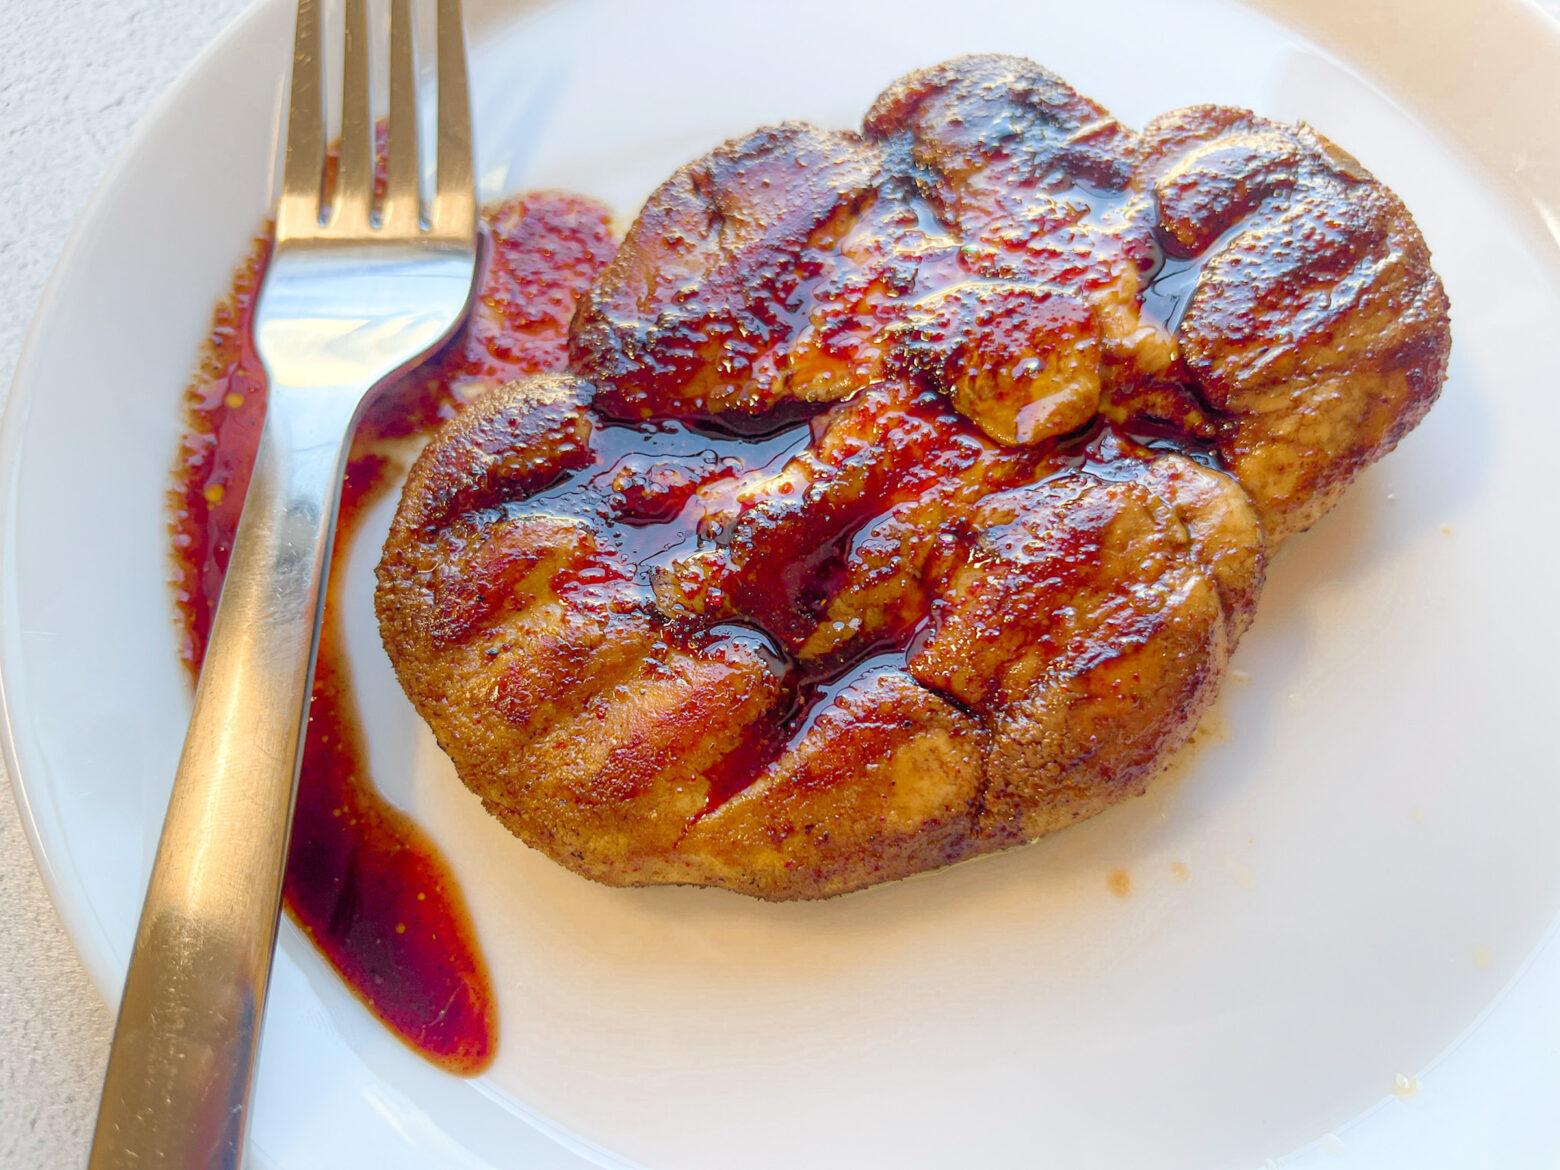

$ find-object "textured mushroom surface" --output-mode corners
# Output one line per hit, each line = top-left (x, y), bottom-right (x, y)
(377, 56), (1449, 899)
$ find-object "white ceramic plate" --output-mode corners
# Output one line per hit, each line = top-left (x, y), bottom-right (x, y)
(7, 0), (1560, 1165)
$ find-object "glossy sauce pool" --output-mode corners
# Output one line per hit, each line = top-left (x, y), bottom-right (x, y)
(168, 192), (618, 1073)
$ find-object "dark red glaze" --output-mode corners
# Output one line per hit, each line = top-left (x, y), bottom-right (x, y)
(289, 456), (495, 1071)
(169, 234), (271, 667)
(421, 375), (1184, 824)
(168, 192), (617, 1073)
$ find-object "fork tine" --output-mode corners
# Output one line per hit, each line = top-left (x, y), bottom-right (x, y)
(276, 0), (325, 241)
(433, 0), (476, 241)
(382, 0), (420, 234)
(335, 0), (375, 233)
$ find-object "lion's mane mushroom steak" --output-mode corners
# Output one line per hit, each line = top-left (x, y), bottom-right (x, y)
(376, 55), (1449, 900)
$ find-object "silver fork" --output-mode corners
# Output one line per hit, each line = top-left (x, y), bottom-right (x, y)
(89, 2), (478, 1165)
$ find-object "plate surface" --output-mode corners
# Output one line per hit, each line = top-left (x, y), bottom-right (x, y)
(6, 0), (1560, 1166)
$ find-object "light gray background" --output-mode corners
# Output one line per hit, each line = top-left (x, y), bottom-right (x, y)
(3, 1), (1558, 1166)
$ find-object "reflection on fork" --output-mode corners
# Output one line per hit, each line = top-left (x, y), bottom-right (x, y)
(89, 2), (478, 1166)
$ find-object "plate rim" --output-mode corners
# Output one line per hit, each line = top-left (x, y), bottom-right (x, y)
(0, 0), (284, 1006)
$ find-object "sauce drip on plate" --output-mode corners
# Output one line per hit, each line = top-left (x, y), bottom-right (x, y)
(168, 192), (617, 1074)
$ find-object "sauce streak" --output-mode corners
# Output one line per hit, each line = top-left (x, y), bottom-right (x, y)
(168, 192), (617, 1073)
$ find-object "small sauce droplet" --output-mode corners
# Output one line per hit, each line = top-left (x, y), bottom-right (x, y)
(1106, 868), (1131, 898)
(1193, 709), (1231, 743)
(1225, 855), (1257, 890)
(1392, 1072), (1417, 1098)
(1473, 945), (1493, 970)
(1169, 860), (1190, 882)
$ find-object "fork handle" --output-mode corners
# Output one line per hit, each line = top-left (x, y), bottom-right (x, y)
(90, 384), (362, 1170)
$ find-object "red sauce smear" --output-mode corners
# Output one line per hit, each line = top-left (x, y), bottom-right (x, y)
(168, 192), (618, 1073)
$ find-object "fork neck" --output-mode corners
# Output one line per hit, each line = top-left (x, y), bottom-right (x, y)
(88, 377), (364, 1170)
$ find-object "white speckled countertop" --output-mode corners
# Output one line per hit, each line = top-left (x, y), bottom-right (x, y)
(3, 1), (1559, 1166)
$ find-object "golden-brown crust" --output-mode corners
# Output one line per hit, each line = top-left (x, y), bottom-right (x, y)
(379, 56), (1448, 900)
(908, 463), (1260, 842)
(568, 122), (882, 416)
(883, 282), (1102, 445)
(568, 54), (1171, 437)
(376, 377), (792, 877)
(863, 53), (1137, 205)
(677, 669), (989, 898)
(1135, 107), (1452, 543)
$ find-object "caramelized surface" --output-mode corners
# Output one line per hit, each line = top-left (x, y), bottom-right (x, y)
(1135, 106), (1450, 540)
(376, 55), (1449, 900)
(572, 57), (1170, 440)
(378, 379), (1263, 898)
